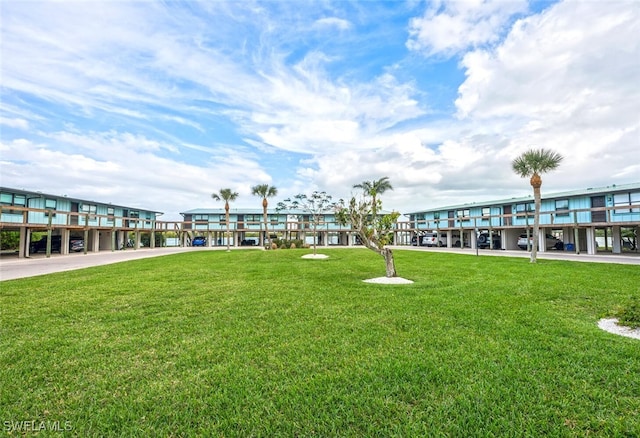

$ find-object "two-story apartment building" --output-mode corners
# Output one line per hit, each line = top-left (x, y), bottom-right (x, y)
(404, 183), (640, 255)
(0, 187), (163, 257)
(180, 208), (357, 247)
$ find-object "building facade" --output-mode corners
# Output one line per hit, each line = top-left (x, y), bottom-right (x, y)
(0, 187), (163, 258)
(404, 183), (640, 255)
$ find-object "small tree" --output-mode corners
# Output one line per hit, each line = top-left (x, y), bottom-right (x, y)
(336, 196), (400, 277)
(277, 191), (337, 256)
(211, 188), (239, 251)
(251, 184), (278, 248)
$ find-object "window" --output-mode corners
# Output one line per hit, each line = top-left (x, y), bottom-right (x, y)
(0, 193), (26, 206)
(129, 211), (139, 218)
(482, 207), (491, 217)
(219, 214), (226, 225)
(106, 207), (115, 225)
(193, 214), (209, 222)
(245, 214), (261, 223)
(45, 199), (57, 209)
(269, 215), (279, 225)
(614, 192), (640, 213)
(456, 209), (470, 219)
(555, 199), (569, 216)
(81, 204), (97, 214)
(515, 203), (534, 217)
(433, 212), (440, 220)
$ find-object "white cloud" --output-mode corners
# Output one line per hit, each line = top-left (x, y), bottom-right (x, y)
(407, 0), (528, 57)
(0, 117), (29, 130)
(313, 17), (352, 31)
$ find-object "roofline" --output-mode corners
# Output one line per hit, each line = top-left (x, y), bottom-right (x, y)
(0, 186), (163, 215)
(404, 182), (640, 215)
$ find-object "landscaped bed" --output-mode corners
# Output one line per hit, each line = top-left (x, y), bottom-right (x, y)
(1, 249), (638, 436)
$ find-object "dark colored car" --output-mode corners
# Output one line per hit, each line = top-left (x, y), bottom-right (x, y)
(192, 236), (207, 247)
(30, 236), (84, 253)
(30, 235), (62, 253)
(477, 232), (501, 249)
(70, 238), (84, 252)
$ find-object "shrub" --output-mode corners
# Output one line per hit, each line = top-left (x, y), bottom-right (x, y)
(271, 242), (278, 250)
(615, 298), (640, 328)
(272, 239), (304, 249)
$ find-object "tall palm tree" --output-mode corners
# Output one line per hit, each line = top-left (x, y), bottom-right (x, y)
(211, 188), (239, 251)
(251, 184), (278, 248)
(512, 148), (563, 263)
(353, 176), (393, 215)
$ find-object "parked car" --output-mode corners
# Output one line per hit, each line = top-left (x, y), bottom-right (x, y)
(422, 232), (445, 247)
(477, 232), (501, 249)
(192, 236), (207, 247)
(241, 239), (257, 246)
(30, 235), (62, 253)
(411, 232), (445, 247)
(30, 235), (84, 253)
(517, 233), (564, 250)
(69, 238), (84, 252)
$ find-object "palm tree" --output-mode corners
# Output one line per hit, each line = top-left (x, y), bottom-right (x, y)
(251, 184), (278, 248)
(353, 177), (393, 215)
(512, 148), (563, 263)
(211, 188), (239, 251)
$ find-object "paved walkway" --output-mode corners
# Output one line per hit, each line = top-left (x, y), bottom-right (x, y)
(1, 245), (638, 282)
(392, 246), (640, 265)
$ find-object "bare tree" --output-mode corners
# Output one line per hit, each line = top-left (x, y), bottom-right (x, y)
(277, 191), (337, 255)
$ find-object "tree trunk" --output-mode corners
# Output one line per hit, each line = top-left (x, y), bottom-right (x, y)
(531, 185), (541, 263)
(263, 198), (269, 249)
(382, 247), (397, 277)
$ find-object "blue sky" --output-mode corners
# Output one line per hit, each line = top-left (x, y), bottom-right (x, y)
(1, 0), (638, 220)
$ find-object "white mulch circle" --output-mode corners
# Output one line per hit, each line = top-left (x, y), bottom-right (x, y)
(362, 277), (414, 284)
(301, 254), (329, 259)
(598, 318), (640, 340)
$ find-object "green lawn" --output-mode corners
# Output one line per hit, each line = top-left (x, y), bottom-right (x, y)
(1, 249), (639, 436)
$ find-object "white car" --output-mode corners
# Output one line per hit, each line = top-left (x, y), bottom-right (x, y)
(517, 233), (564, 250)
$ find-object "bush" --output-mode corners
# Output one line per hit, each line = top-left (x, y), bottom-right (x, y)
(272, 239), (304, 249)
(615, 298), (640, 328)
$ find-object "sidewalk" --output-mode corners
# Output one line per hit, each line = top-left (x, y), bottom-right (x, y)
(0, 247), (215, 281)
(392, 245), (640, 265)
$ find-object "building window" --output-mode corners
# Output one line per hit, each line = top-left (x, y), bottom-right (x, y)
(555, 199), (569, 216)
(433, 212), (440, 220)
(456, 209), (470, 219)
(106, 207), (115, 225)
(0, 193), (26, 206)
(482, 207), (491, 217)
(193, 214), (209, 222)
(515, 203), (534, 217)
(614, 192), (640, 213)
(219, 214), (226, 225)
(81, 204), (97, 214)
(245, 214), (261, 223)
(269, 215), (279, 225)
(45, 198), (57, 209)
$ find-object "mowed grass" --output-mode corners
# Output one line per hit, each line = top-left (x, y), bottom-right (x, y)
(1, 249), (639, 436)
